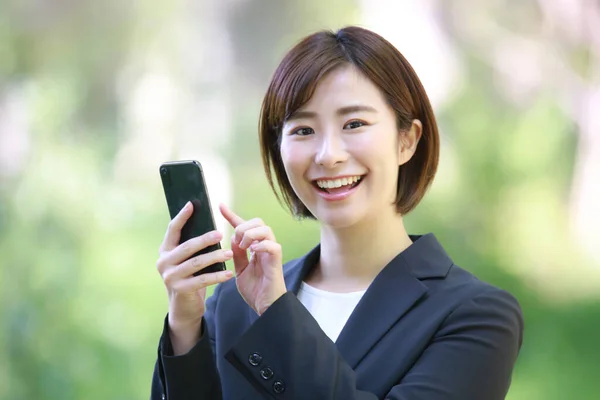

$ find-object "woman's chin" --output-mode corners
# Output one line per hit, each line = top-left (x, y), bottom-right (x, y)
(312, 207), (366, 230)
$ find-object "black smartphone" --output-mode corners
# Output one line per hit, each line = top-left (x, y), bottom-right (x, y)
(159, 160), (226, 276)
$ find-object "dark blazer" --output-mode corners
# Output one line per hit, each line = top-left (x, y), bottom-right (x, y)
(151, 234), (524, 400)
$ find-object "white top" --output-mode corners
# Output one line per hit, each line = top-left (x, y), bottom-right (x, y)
(296, 282), (367, 343)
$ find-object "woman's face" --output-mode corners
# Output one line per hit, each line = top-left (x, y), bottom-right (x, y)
(280, 64), (418, 229)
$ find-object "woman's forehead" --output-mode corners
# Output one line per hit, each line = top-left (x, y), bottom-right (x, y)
(286, 67), (387, 118)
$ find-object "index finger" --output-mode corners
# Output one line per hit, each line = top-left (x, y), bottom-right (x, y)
(160, 201), (193, 253)
(219, 203), (245, 228)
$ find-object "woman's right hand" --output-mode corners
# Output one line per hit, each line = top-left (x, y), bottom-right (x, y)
(156, 201), (234, 355)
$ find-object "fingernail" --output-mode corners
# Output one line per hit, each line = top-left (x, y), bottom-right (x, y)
(184, 201), (191, 210)
(225, 270), (234, 277)
(224, 250), (233, 257)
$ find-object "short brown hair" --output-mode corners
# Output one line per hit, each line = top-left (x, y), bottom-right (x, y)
(259, 26), (439, 218)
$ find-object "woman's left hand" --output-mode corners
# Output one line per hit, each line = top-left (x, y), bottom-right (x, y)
(219, 204), (287, 316)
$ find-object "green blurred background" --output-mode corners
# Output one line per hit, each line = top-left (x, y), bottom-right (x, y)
(1, 0), (599, 399)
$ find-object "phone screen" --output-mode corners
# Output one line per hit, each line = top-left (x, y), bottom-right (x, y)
(160, 160), (226, 275)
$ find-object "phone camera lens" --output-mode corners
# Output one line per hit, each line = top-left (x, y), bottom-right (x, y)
(160, 167), (167, 176)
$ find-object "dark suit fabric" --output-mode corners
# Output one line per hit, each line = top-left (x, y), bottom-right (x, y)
(151, 234), (524, 400)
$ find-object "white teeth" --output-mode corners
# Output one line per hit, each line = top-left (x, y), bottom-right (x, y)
(316, 175), (363, 189)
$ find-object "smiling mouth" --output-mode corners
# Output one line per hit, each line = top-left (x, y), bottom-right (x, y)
(313, 175), (365, 194)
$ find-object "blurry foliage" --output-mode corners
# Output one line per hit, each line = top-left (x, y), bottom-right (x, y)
(0, 0), (599, 399)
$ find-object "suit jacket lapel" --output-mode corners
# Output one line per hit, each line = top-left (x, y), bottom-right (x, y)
(334, 256), (427, 368)
(336, 234), (453, 368)
(284, 244), (321, 294)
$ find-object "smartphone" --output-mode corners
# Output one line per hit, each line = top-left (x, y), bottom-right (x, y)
(159, 160), (226, 276)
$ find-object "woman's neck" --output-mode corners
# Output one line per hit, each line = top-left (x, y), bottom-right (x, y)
(306, 210), (413, 292)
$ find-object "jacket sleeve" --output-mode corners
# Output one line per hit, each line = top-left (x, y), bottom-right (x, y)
(151, 284), (224, 400)
(224, 287), (524, 400)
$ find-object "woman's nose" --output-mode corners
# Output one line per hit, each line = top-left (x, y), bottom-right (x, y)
(314, 132), (349, 168)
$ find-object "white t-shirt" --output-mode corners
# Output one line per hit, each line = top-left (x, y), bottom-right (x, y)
(296, 282), (367, 343)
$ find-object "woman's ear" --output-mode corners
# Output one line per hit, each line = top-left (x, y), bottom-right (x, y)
(398, 119), (422, 166)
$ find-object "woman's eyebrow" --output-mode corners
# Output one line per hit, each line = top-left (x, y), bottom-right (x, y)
(336, 104), (378, 116)
(286, 104), (378, 123)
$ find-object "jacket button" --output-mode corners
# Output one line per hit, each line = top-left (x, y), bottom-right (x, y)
(260, 367), (274, 380)
(272, 380), (285, 394)
(248, 352), (262, 366)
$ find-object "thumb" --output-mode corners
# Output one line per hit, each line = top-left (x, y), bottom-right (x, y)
(230, 236), (249, 275)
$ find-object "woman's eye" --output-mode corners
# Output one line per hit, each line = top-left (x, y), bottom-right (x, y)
(292, 127), (314, 136)
(344, 120), (365, 130)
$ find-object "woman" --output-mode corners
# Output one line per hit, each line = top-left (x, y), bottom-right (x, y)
(151, 26), (524, 400)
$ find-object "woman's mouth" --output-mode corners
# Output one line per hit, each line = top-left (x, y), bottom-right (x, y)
(313, 175), (365, 195)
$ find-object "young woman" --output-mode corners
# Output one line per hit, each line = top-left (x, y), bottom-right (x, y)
(151, 26), (524, 400)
